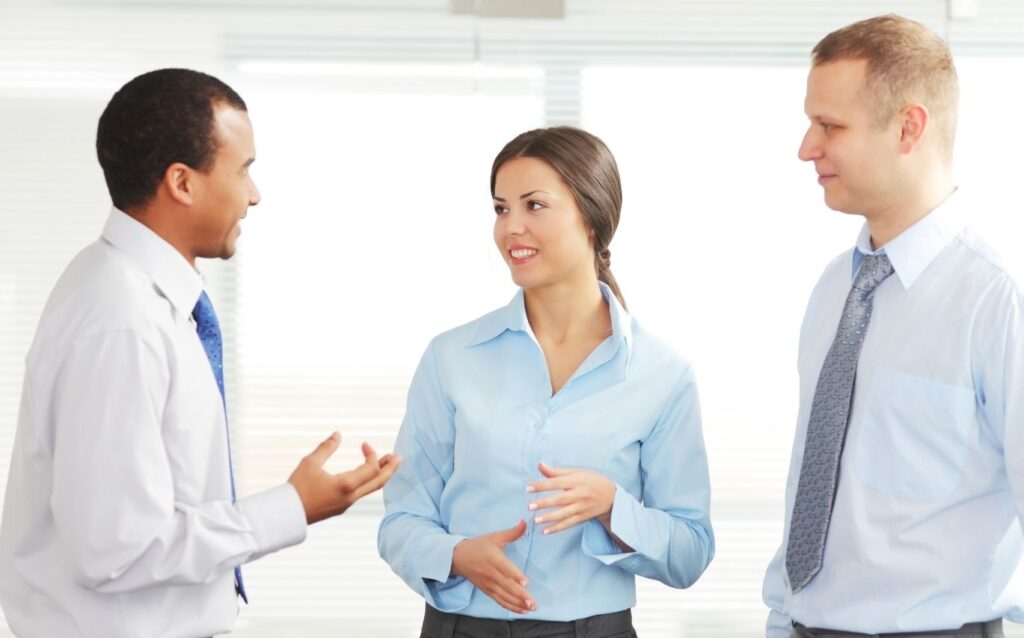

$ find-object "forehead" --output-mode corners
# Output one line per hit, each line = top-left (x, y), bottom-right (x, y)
(805, 59), (871, 118)
(212, 104), (254, 157)
(493, 156), (564, 192)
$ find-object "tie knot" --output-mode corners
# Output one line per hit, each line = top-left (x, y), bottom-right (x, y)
(192, 290), (219, 332)
(854, 253), (894, 294)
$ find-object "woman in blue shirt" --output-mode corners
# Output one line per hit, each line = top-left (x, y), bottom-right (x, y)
(378, 126), (714, 637)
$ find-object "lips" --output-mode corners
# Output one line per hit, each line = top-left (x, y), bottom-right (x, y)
(508, 244), (538, 265)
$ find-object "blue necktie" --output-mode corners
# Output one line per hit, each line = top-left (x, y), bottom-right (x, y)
(785, 253), (894, 593)
(192, 290), (248, 604)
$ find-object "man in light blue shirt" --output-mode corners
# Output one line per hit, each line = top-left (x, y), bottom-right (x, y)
(763, 15), (1024, 638)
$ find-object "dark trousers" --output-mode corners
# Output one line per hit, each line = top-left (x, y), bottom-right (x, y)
(791, 619), (1003, 638)
(420, 604), (637, 638)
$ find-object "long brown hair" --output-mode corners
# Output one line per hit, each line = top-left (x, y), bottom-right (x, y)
(490, 126), (626, 309)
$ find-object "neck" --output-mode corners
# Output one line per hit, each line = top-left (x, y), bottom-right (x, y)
(866, 167), (955, 249)
(125, 204), (198, 267)
(523, 276), (608, 344)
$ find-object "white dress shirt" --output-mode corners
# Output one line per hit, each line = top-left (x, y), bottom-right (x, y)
(0, 208), (307, 638)
(763, 191), (1024, 635)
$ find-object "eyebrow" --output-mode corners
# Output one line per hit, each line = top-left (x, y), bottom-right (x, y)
(492, 190), (551, 202)
(242, 157), (255, 168)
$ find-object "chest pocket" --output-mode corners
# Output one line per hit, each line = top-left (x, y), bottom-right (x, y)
(852, 367), (976, 500)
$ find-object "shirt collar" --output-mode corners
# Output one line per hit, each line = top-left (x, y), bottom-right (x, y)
(101, 207), (204, 319)
(468, 281), (634, 357)
(852, 189), (968, 290)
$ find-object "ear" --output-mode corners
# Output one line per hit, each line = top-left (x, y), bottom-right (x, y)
(162, 162), (195, 206)
(897, 103), (929, 154)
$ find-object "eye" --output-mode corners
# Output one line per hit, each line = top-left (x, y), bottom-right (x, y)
(821, 122), (837, 132)
(494, 203), (509, 215)
(527, 199), (546, 211)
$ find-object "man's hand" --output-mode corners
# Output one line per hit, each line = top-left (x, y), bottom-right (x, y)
(288, 432), (401, 525)
(451, 520), (535, 614)
(527, 462), (617, 534)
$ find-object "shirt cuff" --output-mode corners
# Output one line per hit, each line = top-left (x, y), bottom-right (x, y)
(237, 483), (308, 562)
(581, 484), (641, 566)
(766, 610), (794, 638)
(421, 534), (472, 612)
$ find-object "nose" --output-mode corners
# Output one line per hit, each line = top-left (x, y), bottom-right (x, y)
(797, 126), (821, 162)
(249, 181), (261, 206)
(499, 206), (527, 236)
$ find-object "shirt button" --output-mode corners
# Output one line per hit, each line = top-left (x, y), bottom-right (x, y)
(533, 418), (544, 429)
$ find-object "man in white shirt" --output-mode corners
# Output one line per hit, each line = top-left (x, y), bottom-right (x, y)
(763, 15), (1024, 638)
(0, 68), (400, 637)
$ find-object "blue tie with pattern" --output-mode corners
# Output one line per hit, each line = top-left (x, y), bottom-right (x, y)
(192, 290), (248, 604)
(785, 253), (894, 593)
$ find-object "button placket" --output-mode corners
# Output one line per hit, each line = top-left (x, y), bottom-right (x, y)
(521, 401), (551, 566)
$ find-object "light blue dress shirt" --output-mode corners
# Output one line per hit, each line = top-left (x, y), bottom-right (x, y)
(763, 191), (1024, 635)
(378, 283), (714, 621)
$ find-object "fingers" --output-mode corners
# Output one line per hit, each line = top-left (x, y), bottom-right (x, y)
(534, 501), (580, 525)
(541, 513), (584, 535)
(538, 461), (574, 478)
(526, 476), (572, 494)
(347, 453), (401, 500)
(488, 556), (534, 613)
(527, 491), (572, 512)
(489, 586), (532, 614)
(335, 446), (384, 492)
(495, 555), (529, 589)
(360, 441), (379, 465)
(495, 519), (527, 544)
(305, 432), (341, 467)
(537, 504), (585, 535)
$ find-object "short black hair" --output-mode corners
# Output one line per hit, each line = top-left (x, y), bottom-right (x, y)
(96, 68), (247, 211)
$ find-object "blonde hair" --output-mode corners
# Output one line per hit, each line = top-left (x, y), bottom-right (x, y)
(813, 14), (959, 155)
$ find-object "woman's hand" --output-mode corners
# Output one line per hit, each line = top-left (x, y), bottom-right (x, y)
(451, 520), (536, 614)
(526, 462), (617, 534)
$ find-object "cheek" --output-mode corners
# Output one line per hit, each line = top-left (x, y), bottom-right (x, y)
(547, 221), (592, 264)
(492, 219), (503, 251)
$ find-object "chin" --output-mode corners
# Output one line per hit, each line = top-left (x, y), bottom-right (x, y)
(511, 273), (561, 294)
(509, 271), (540, 290)
(823, 194), (853, 214)
(219, 243), (237, 260)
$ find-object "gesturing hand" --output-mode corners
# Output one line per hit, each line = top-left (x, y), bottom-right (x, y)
(288, 432), (401, 525)
(527, 462), (616, 534)
(451, 520), (536, 614)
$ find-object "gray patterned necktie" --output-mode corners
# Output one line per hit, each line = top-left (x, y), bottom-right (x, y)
(786, 252), (894, 593)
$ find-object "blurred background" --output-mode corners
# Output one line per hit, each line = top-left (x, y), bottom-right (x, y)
(2, 0), (1023, 635)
